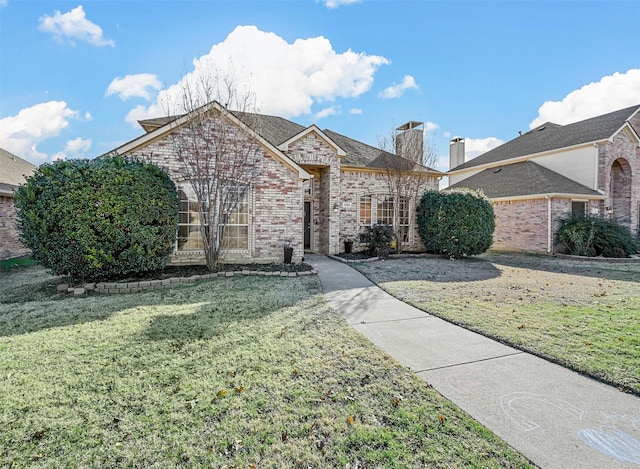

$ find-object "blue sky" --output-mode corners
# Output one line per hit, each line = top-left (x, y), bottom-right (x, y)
(1, 0), (639, 174)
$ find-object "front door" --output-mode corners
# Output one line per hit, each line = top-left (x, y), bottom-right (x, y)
(304, 201), (311, 250)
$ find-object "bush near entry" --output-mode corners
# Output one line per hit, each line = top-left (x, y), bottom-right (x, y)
(15, 155), (179, 281)
(558, 214), (637, 258)
(416, 190), (495, 258)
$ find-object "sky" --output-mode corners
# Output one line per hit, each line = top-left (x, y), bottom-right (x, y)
(1, 0), (639, 177)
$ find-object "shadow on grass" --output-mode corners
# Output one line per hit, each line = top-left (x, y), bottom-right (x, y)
(487, 252), (640, 283)
(0, 269), (321, 338)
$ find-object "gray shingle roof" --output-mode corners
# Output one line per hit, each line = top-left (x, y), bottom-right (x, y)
(452, 104), (640, 171)
(0, 147), (36, 190)
(139, 109), (441, 173)
(447, 161), (603, 199)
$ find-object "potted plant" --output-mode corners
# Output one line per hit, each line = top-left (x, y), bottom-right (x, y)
(343, 234), (354, 254)
(283, 238), (293, 264)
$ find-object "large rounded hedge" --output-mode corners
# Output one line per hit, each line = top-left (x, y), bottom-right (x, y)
(416, 190), (495, 258)
(558, 214), (637, 258)
(15, 155), (179, 281)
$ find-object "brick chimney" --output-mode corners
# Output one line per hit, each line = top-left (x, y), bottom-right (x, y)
(396, 121), (424, 165)
(449, 137), (465, 169)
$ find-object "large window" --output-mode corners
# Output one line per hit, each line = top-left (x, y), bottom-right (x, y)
(177, 184), (249, 252)
(359, 194), (412, 244)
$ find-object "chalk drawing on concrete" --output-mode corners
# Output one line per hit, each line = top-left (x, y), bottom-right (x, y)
(578, 414), (640, 464)
(499, 392), (584, 432)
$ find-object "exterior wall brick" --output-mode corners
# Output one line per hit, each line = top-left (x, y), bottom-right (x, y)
(492, 199), (550, 252)
(125, 115), (304, 264)
(597, 113), (640, 234)
(0, 195), (29, 260)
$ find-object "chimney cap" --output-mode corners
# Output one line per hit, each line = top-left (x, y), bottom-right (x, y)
(450, 136), (465, 144)
(396, 121), (424, 132)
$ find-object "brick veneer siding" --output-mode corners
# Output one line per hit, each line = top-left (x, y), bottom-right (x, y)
(491, 197), (599, 253)
(597, 113), (640, 234)
(339, 170), (439, 252)
(127, 116), (304, 264)
(285, 133), (342, 254)
(0, 195), (29, 260)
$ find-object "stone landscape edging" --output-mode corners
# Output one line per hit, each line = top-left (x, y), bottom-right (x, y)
(327, 252), (440, 265)
(57, 269), (318, 296)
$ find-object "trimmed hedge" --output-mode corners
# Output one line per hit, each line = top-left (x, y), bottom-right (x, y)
(369, 223), (395, 259)
(15, 155), (179, 281)
(416, 190), (495, 258)
(558, 214), (637, 258)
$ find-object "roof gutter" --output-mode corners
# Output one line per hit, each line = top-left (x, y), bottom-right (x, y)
(545, 195), (552, 254)
(488, 192), (606, 202)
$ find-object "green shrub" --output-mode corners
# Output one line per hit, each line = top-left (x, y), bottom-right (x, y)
(369, 224), (395, 259)
(558, 215), (637, 258)
(416, 190), (495, 258)
(15, 155), (179, 281)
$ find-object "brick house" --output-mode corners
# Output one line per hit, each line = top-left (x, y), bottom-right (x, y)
(447, 104), (640, 253)
(111, 101), (441, 264)
(0, 148), (36, 260)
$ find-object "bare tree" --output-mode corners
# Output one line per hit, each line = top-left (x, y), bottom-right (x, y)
(167, 66), (262, 269)
(377, 122), (438, 253)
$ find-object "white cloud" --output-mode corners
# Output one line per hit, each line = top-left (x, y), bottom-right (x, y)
(51, 137), (92, 161)
(530, 69), (640, 128)
(38, 5), (114, 47)
(0, 101), (79, 162)
(106, 73), (162, 101)
(316, 106), (340, 119)
(424, 121), (439, 133)
(324, 0), (361, 8)
(126, 25), (389, 127)
(378, 75), (419, 99)
(463, 137), (504, 161)
(349, 108), (363, 115)
(0, 0), (8, 7)
(84, 111), (93, 121)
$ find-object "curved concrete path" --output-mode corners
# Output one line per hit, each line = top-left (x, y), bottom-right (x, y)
(306, 254), (640, 469)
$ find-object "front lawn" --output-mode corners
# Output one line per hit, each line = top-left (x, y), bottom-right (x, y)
(0, 266), (532, 468)
(353, 253), (640, 395)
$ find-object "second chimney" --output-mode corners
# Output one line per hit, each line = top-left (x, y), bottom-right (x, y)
(449, 137), (465, 170)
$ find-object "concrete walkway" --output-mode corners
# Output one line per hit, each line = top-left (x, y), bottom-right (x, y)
(306, 254), (640, 469)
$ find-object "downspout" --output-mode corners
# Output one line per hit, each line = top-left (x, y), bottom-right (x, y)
(546, 195), (552, 254)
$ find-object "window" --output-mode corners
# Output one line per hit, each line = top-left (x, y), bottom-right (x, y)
(359, 195), (372, 243)
(571, 201), (587, 217)
(221, 187), (249, 250)
(177, 185), (205, 251)
(177, 183), (249, 252)
(358, 194), (412, 244)
(397, 196), (410, 243)
(377, 195), (394, 225)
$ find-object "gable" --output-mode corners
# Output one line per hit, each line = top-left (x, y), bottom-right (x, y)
(451, 104), (640, 173)
(113, 102), (310, 180)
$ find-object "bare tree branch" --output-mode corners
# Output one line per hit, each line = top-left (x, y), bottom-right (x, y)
(167, 66), (262, 269)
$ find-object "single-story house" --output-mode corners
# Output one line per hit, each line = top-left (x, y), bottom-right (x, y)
(110, 101), (442, 264)
(0, 148), (36, 260)
(447, 104), (640, 253)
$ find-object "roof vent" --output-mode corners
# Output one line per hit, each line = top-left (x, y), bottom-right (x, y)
(493, 168), (502, 173)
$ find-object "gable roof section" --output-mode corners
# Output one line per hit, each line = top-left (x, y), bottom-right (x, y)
(0, 148), (36, 195)
(116, 101), (310, 180)
(139, 109), (441, 174)
(322, 129), (439, 173)
(452, 104), (640, 172)
(447, 161), (604, 199)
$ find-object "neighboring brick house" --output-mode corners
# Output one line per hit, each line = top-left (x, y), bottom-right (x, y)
(0, 148), (36, 260)
(447, 104), (640, 253)
(111, 101), (441, 264)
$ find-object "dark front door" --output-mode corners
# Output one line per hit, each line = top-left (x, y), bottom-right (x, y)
(304, 201), (311, 250)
